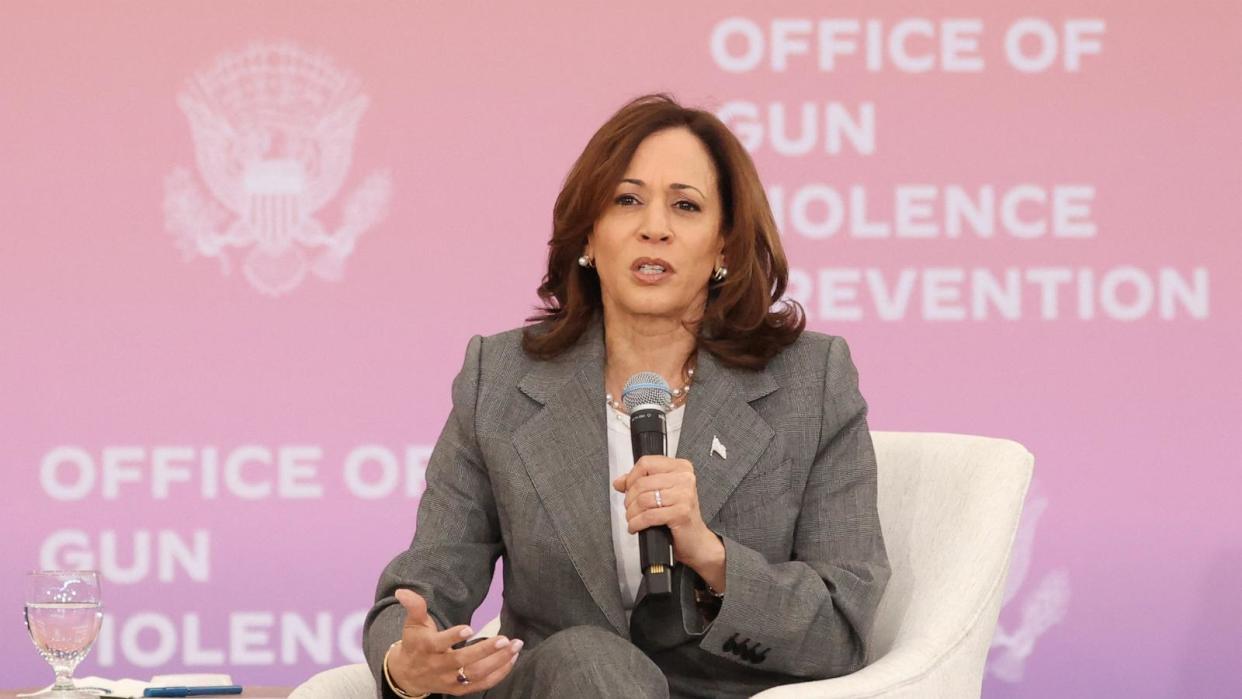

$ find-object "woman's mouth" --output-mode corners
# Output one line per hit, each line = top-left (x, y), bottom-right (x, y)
(631, 258), (674, 284)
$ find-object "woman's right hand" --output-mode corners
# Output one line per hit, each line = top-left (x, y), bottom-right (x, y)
(387, 588), (523, 696)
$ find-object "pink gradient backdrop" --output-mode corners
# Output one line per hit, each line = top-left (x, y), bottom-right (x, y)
(1, 1), (1238, 696)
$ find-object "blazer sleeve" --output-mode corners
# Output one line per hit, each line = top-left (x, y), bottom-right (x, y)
(362, 334), (503, 698)
(682, 334), (892, 678)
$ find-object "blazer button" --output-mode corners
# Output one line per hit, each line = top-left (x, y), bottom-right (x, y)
(722, 632), (767, 663)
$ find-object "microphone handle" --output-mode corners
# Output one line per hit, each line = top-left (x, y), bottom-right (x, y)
(630, 408), (673, 596)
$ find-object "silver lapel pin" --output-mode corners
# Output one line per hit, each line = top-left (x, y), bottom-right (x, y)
(711, 435), (727, 459)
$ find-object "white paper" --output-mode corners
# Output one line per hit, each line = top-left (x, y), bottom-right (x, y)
(150, 674), (234, 687)
(21, 674), (234, 699)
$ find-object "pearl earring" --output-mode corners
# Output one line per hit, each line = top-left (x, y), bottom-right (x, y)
(712, 266), (728, 281)
(578, 255), (594, 268)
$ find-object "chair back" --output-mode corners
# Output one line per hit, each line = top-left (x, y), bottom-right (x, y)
(867, 431), (1034, 660)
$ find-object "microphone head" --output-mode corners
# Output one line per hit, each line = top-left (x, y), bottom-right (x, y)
(622, 372), (673, 413)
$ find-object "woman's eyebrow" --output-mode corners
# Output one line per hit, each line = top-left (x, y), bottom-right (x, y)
(620, 178), (706, 198)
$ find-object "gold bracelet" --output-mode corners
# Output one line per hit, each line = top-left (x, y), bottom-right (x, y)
(383, 640), (431, 699)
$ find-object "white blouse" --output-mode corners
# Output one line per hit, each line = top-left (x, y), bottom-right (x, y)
(606, 402), (686, 625)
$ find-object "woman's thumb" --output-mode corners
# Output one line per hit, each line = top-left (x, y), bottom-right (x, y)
(395, 588), (428, 627)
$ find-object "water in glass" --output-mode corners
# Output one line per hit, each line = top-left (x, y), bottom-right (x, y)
(24, 571), (103, 698)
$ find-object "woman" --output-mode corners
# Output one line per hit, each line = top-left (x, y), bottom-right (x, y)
(363, 93), (890, 699)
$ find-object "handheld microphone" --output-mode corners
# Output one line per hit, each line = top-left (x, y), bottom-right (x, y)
(622, 372), (675, 596)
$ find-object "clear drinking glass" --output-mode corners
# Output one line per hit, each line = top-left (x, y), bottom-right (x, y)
(24, 570), (103, 698)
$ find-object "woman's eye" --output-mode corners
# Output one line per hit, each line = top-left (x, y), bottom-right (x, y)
(614, 195), (698, 212)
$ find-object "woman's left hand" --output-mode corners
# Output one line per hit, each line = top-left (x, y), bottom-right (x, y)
(611, 455), (722, 570)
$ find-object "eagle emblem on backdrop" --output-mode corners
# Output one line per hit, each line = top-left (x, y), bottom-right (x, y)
(164, 41), (391, 296)
(986, 479), (1071, 683)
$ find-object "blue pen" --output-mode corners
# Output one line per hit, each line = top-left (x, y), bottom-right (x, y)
(143, 686), (243, 697)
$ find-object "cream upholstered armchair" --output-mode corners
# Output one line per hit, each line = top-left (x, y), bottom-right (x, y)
(292, 431), (1034, 698)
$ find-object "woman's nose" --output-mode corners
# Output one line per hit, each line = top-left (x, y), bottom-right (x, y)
(640, 205), (672, 242)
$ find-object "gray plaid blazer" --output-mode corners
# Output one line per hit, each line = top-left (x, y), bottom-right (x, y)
(363, 314), (890, 698)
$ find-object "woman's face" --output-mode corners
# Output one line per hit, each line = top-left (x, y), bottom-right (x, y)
(587, 127), (725, 325)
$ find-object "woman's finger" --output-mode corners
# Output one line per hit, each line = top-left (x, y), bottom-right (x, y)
(462, 638), (524, 688)
(633, 455), (688, 475)
(626, 486), (680, 522)
(472, 647), (522, 692)
(442, 635), (517, 674)
(623, 472), (681, 509)
(416, 623), (476, 654)
(629, 500), (696, 533)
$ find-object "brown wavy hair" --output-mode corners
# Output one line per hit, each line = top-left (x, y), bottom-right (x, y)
(522, 93), (805, 370)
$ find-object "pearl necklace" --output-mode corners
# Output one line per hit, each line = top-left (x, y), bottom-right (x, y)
(605, 368), (695, 414)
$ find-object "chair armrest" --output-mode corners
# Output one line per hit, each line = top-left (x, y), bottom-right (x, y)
(751, 645), (936, 698)
(752, 576), (1008, 698)
(290, 662), (375, 699)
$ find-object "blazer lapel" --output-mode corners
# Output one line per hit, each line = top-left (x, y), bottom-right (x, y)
(677, 348), (778, 526)
(513, 318), (630, 637)
(511, 316), (780, 641)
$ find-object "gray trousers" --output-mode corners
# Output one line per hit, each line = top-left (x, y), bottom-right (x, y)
(483, 626), (670, 698)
